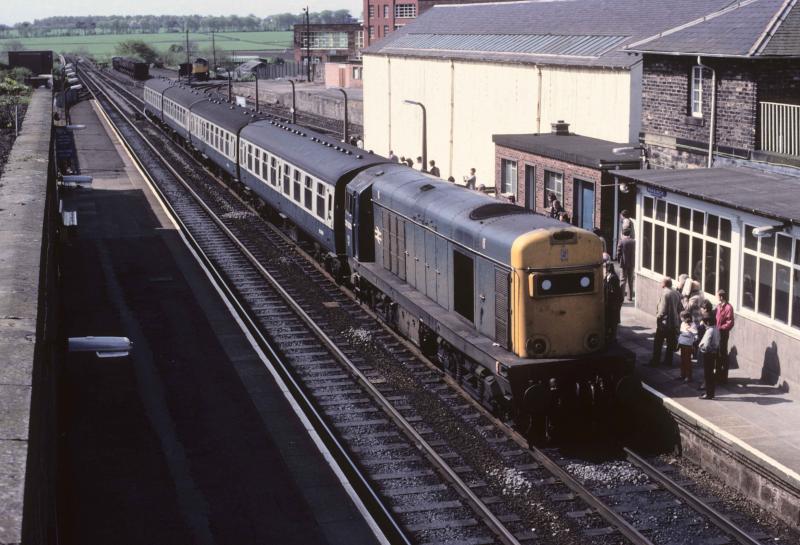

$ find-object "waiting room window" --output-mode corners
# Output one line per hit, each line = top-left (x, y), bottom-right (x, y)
(691, 65), (703, 118)
(368, 26), (375, 39)
(368, 4), (375, 17)
(543, 170), (563, 206)
(742, 226), (800, 328)
(384, 25), (389, 36)
(641, 196), (732, 299)
(500, 159), (517, 195)
(384, 4), (389, 18)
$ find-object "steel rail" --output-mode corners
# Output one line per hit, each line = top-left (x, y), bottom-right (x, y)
(78, 68), (409, 545)
(82, 67), (522, 545)
(624, 448), (762, 545)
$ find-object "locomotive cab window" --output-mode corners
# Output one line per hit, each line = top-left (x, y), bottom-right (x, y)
(529, 272), (594, 297)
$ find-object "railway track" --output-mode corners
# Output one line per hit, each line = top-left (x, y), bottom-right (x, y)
(75, 63), (784, 545)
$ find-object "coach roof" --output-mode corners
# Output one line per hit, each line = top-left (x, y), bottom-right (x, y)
(162, 84), (209, 110)
(365, 0), (739, 68)
(240, 121), (388, 181)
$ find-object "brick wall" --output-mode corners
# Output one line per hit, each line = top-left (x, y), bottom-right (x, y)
(641, 55), (800, 168)
(494, 144), (603, 227)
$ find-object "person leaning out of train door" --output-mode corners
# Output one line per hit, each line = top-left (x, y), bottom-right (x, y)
(698, 315), (720, 399)
(548, 192), (564, 219)
(715, 290), (734, 384)
(650, 277), (681, 367)
(604, 263), (623, 343)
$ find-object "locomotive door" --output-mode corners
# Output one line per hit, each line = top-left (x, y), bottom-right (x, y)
(425, 231), (437, 300)
(435, 237), (448, 308)
(415, 228), (426, 292)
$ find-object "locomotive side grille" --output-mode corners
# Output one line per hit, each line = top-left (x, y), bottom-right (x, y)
(494, 268), (510, 349)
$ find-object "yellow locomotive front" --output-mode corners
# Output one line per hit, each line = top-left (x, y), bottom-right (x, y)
(510, 227), (605, 359)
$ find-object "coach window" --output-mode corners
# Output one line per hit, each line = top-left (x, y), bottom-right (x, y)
(247, 144), (253, 171)
(640, 196), (731, 297)
(293, 169), (302, 202)
(543, 170), (563, 206)
(316, 183), (326, 219)
(304, 176), (313, 209)
(254, 149), (261, 177)
(283, 164), (291, 194)
(261, 152), (268, 180)
(270, 157), (278, 185)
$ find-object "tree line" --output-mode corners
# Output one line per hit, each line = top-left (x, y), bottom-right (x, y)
(0, 11), (356, 39)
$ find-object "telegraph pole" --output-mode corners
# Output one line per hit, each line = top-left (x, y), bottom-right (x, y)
(304, 6), (311, 82)
(211, 30), (217, 77)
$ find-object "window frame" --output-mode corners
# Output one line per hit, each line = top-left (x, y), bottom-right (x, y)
(500, 158), (517, 196)
(543, 169), (564, 207)
(691, 65), (703, 118)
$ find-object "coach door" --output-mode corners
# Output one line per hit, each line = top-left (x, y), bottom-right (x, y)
(453, 251), (474, 322)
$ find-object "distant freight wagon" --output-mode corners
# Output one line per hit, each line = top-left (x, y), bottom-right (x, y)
(8, 50), (53, 76)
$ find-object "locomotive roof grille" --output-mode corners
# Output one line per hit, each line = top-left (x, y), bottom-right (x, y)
(469, 203), (533, 221)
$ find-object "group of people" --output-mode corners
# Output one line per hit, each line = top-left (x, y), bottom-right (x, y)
(652, 276), (735, 400)
(547, 192), (571, 223)
(387, 150), (481, 190)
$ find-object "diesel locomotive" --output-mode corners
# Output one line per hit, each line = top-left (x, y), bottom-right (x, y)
(142, 77), (635, 436)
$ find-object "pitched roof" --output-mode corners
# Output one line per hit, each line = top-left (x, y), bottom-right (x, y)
(364, 0), (737, 68)
(626, 0), (800, 57)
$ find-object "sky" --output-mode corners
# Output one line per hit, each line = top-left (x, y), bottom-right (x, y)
(1, 1), (364, 26)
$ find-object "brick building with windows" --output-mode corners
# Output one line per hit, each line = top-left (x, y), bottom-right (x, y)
(492, 124), (641, 246)
(293, 23), (363, 66)
(624, 0), (800, 169)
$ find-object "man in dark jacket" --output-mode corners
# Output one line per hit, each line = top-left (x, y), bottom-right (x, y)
(616, 228), (636, 300)
(651, 277), (682, 366)
(604, 263), (623, 342)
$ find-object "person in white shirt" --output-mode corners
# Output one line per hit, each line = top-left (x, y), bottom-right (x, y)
(677, 312), (696, 382)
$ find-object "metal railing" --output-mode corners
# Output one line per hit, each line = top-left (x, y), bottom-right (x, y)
(760, 101), (800, 157)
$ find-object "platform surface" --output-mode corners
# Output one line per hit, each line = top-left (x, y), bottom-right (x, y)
(58, 97), (383, 545)
(618, 302), (800, 486)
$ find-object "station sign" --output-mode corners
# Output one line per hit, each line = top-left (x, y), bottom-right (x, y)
(646, 186), (667, 199)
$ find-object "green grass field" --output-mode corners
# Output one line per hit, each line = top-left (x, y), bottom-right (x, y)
(0, 31), (293, 58)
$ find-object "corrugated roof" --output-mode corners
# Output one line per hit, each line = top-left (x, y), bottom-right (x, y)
(616, 167), (800, 224)
(387, 33), (628, 58)
(626, 0), (799, 57)
(365, 0), (737, 68)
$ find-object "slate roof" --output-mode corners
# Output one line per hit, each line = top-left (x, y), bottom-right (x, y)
(364, 0), (737, 68)
(616, 167), (800, 225)
(626, 0), (800, 57)
(492, 133), (642, 169)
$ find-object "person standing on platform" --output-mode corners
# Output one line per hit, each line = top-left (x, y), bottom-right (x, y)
(416, 156), (426, 172)
(604, 263), (623, 343)
(429, 160), (440, 177)
(715, 290), (734, 384)
(677, 311), (696, 382)
(616, 228), (636, 301)
(651, 277), (681, 367)
(464, 168), (477, 189)
(620, 209), (635, 239)
(699, 315), (720, 399)
(388, 150), (398, 162)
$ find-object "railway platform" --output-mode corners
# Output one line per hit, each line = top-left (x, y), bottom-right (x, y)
(618, 302), (800, 528)
(56, 97), (385, 544)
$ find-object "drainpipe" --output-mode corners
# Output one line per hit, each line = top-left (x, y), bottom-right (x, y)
(536, 65), (542, 133)
(697, 56), (716, 168)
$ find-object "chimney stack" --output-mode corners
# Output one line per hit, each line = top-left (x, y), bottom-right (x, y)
(551, 120), (570, 135)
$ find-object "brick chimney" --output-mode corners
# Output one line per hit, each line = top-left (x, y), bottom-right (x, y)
(551, 120), (570, 135)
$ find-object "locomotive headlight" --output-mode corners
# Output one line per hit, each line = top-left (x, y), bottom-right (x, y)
(541, 279), (552, 291)
(580, 276), (591, 288)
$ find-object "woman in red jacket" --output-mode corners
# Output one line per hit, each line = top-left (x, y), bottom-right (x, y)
(715, 290), (735, 384)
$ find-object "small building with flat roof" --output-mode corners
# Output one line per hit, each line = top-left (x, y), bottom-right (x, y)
(616, 166), (800, 387)
(492, 123), (641, 246)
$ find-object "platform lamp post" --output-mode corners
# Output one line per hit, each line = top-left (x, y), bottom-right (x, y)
(335, 88), (348, 143)
(403, 99), (427, 172)
(277, 78), (297, 123)
(254, 68), (259, 113)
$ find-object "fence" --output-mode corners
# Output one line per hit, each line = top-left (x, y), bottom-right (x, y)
(256, 62), (320, 81)
(760, 101), (800, 157)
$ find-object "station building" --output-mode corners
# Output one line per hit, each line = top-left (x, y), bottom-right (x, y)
(613, 0), (800, 388)
(361, 0), (740, 186)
